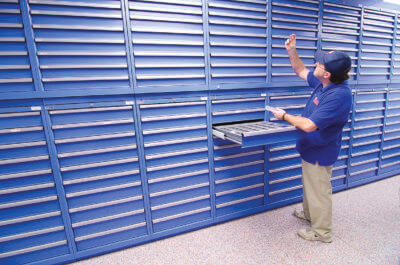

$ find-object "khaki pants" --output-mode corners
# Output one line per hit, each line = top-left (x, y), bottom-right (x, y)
(301, 159), (333, 237)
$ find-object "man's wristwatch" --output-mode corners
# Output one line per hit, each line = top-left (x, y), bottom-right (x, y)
(282, 113), (287, 121)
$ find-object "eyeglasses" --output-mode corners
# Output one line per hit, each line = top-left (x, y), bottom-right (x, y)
(316, 62), (327, 72)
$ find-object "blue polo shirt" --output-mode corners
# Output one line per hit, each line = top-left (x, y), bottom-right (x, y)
(296, 72), (352, 166)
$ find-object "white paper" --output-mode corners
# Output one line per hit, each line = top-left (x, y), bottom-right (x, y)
(265, 105), (277, 112)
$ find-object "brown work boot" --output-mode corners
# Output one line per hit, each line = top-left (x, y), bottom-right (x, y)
(297, 229), (332, 243)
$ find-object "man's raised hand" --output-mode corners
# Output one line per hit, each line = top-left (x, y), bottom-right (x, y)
(285, 34), (296, 52)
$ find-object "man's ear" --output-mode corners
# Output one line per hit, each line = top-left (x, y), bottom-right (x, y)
(324, 71), (331, 80)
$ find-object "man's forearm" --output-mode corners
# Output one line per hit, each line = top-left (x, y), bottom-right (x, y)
(288, 49), (306, 76)
(284, 113), (317, 133)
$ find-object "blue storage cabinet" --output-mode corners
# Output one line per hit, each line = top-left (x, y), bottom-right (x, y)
(0, 101), (71, 264)
(321, 2), (360, 83)
(44, 97), (148, 251)
(1, 0), (400, 264)
(382, 87), (400, 173)
(349, 87), (386, 186)
(358, 8), (394, 84)
(29, 0), (131, 92)
(270, 0), (319, 84)
(211, 90), (266, 216)
(208, 0), (268, 89)
(129, 0), (207, 92)
(137, 95), (212, 232)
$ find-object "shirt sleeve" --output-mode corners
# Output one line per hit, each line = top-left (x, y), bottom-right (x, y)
(307, 71), (322, 90)
(308, 91), (351, 130)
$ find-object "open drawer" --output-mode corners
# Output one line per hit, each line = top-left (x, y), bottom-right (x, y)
(213, 121), (297, 148)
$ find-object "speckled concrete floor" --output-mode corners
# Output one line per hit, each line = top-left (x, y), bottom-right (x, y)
(70, 176), (400, 265)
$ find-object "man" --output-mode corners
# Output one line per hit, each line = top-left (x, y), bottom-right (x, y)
(270, 34), (352, 243)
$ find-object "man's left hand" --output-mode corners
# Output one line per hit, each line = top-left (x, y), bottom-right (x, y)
(270, 107), (286, 120)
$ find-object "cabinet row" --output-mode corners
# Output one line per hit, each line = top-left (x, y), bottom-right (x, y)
(3, 0), (400, 94)
(1, 89), (400, 264)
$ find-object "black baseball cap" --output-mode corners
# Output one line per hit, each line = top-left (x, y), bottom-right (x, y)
(315, 50), (351, 75)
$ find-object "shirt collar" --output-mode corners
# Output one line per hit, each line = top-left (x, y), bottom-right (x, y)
(321, 80), (347, 93)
